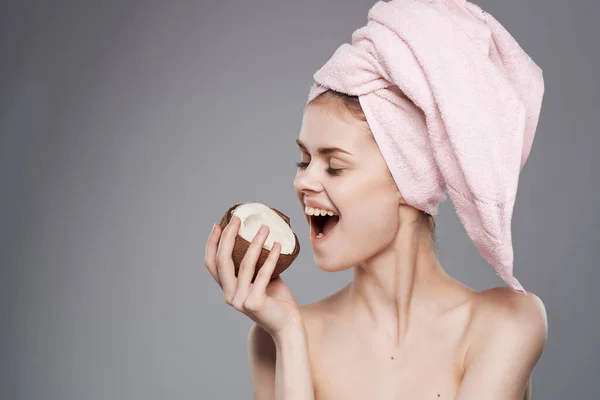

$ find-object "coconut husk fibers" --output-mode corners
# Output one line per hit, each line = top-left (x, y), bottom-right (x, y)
(218, 203), (300, 282)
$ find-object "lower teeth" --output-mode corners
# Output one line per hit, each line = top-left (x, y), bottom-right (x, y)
(316, 232), (324, 238)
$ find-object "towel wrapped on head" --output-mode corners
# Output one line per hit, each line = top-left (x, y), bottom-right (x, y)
(305, 0), (545, 293)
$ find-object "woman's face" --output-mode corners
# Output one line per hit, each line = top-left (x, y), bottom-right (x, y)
(293, 100), (403, 272)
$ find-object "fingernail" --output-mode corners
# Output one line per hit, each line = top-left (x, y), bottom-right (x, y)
(211, 223), (217, 232)
(230, 216), (238, 224)
(259, 224), (268, 234)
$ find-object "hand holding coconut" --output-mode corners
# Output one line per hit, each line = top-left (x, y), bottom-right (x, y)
(204, 203), (304, 339)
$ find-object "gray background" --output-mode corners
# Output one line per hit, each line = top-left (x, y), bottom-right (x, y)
(1, 0), (598, 399)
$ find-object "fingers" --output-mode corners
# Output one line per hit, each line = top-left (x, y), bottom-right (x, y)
(216, 216), (241, 302)
(231, 224), (270, 309)
(204, 223), (222, 286)
(246, 242), (281, 307)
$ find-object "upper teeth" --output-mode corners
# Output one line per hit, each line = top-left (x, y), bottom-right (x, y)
(305, 205), (337, 216)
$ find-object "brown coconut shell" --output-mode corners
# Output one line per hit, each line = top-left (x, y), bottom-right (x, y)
(218, 203), (301, 282)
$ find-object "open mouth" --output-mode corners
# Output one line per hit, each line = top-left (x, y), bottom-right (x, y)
(309, 213), (340, 239)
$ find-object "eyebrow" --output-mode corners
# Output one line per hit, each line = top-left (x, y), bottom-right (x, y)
(295, 139), (353, 156)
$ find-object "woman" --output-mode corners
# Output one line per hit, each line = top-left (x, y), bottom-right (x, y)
(205, 0), (547, 398)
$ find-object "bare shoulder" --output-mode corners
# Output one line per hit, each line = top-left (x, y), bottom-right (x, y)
(465, 286), (548, 364)
(300, 286), (349, 325)
(452, 288), (548, 398)
(471, 287), (548, 328)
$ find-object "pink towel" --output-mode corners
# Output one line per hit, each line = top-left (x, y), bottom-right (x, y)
(305, 0), (544, 293)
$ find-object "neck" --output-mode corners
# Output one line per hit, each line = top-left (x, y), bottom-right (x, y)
(345, 223), (466, 346)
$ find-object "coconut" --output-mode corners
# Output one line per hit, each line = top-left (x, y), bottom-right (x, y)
(218, 202), (300, 282)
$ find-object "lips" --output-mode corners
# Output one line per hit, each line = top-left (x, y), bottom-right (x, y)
(303, 199), (338, 215)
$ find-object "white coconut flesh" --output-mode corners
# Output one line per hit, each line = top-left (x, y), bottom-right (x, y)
(231, 203), (296, 254)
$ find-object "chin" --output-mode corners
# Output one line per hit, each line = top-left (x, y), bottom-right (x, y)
(313, 254), (356, 273)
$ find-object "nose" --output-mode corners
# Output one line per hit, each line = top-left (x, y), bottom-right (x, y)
(293, 162), (323, 195)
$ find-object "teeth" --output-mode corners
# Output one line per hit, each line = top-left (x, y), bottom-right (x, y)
(305, 205), (337, 216)
(316, 233), (324, 238)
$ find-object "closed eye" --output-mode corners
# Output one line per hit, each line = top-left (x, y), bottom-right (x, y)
(295, 161), (342, 176)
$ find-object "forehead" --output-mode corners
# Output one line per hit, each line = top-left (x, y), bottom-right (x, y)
(298, 102), (371, 150)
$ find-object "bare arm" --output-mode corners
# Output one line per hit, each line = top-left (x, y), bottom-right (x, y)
(523, 377), (531, 400)
(248, 322), (315, 400)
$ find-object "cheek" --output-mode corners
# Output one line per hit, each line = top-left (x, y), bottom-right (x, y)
(335, 172), (398, 215)
(314, 176), (400, 272)
(346, 197), (399, 241)
(322, 208), (397, 272)
(336, 177), (400, 250)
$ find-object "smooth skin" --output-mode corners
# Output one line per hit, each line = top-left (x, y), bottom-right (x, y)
(205, 96), (547, 400)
